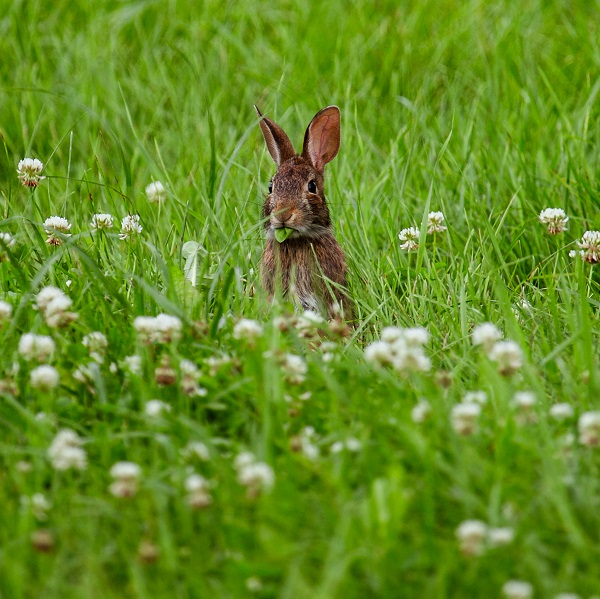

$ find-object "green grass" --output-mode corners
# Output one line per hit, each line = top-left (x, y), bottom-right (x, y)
(1, 0), (600, 597)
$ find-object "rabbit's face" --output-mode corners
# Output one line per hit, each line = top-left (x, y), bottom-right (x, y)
(263, 156), (330, 240)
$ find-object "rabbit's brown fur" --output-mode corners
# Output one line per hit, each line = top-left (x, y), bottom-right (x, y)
(255, 105), (351, 318)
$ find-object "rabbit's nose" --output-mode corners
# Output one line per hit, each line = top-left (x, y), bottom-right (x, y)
(275, 206), (293, 223)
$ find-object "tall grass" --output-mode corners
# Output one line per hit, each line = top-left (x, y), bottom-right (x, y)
(1, 0), (599, 597)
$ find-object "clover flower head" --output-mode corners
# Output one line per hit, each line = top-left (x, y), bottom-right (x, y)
(0, 300), (13, 323)
(145, 180), (166, 203)
(549, 403), (574, 421)
(0, 232), (16, 261)
(577, 230), (600, 264)
(539, 207), (568, 234)
(185, 473), (212, 508)
(91, 213), (114, 230)
(578, 411), (600, 446)
(463, 391), (487, 405)
(427, 211), (447, 234)
(43, 216), (72, 246)
(411, 400), (431, 423)
(145, 399), (171, 418)
(398, 226), (420, 251)
(30, 365), (60, 391)
(233, 318), (263, 341)
(456, 519), (487, 556)
(17, 158), (45, 187)
(488, 527), (515, 547)
(488, 340), (523, 376)
(109, 461), (141, 498)
(119, 214), (143, 240)
(472, 322), (502, 351)
(502, 580), (533, 599)
(48, 429), (87, 471)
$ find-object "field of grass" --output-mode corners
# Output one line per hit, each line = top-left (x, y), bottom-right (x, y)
(1, 0), (600, 597)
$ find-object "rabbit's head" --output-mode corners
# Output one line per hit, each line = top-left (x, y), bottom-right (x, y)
(255, 105), (340, 240)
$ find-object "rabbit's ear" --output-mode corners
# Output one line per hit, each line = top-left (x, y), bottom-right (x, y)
(254, 106), (296, 166)
(302, 106), (340, 172)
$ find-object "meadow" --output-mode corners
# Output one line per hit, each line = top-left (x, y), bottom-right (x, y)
(1, 0), (600, 597)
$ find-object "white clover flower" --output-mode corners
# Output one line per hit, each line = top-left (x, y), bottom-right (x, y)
(73, 362), (96, 385)
(179, 360), (205, 396)
(344, 437), (362, 452)
(31, 493), (52, 521)
(35, 287), (77, 328)
(206, 354), (232, 376)
(451, 402), (481, 436)
(18, 333), (55, 361)
(0, 232), (16, 248)
(296, 427), (320, 461)
(0, 300), (13, 323)
(0, 232), (16, 261)
(124, 354), (142, 375)
(234, 451), (256, 471)
(295, 310), (325, 336)
(47, 429), (87, 471)
(181, 441), (210, 461)
(411, 400), (431, 423)
(281, 353), (307, 384)
(35, 286), (64, 311)
(455, 519), (487, 556)
(427, 211), (447, 234)
(330, 441), (344, 454)
(134, 313), (182, 344)
(489, 340), (523, 375)
(246, 577), (263, 592)
(488, 527), (515, 547)
(472, 322), (502, 351)
(145, 180), (166, 204)
(513, 391), (536, 409)
(237, 462), (275, 495)
(17, 158), (45, 187)
(180, 360), (200, 377)
(82, 332), (108, 363)
(30, 365), (60, 391)
(90, 213), (114, 230)
(119, 214), (143, 240)
(578, 411), (600, 447)
(234, 451), (275, 496)
(577, 230), (600, 264)
(366, 327), (431, 374)
(45, 296), (77, 328)
(398, 226), (419, 251)
(145, 399), (171, 418)
(233, 318), (263, 341)
(380, 327), (403, 344)
(109, 461), (141, 498)
(184, 473), (212, 508)
(21, 493), (52, 521)
(43, 216), (72, 246)
(364, 341), (394, 366)
(389, 333), (431, 373)
(539, 208), (568, 234)
(549, 403), (574, 421)
(463, 391), (487, 405)
(502, 580), (533, 599)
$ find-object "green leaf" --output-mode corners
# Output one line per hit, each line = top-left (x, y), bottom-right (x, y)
(275, 227), (293, 243)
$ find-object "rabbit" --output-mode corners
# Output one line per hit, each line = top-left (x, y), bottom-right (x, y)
(255, 104), (351, 319)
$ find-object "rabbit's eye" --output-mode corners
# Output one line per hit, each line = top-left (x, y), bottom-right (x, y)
(268, 181), (273, 193)
(308, 180), (317, 194)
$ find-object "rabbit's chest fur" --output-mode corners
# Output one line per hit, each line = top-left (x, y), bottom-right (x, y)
(261, 235), (347, 314)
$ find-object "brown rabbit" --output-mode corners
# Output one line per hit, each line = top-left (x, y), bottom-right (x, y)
(255, 105), (351, 319)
